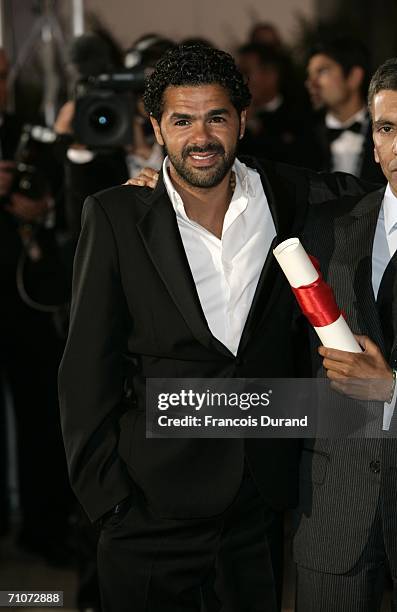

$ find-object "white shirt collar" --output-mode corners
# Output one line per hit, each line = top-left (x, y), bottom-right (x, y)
(325, 106), (367, 129)
(162, 156), (256, 225)
(383, 183), (397, 236)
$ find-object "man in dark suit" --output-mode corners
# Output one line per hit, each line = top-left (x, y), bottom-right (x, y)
(306, 37), (386, 184)
(59, 45), (369, 612)
(294, 57), (397, 611)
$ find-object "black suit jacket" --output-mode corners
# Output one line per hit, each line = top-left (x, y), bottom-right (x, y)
(294, 186), (397, 573)
(239, 102), (322, 170)
(61, 148), (129, 242)
(58, 158), (370, 523)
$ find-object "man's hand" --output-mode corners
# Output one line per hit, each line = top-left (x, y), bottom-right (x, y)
(54, 100), (75, 135)
(124, 167), (159, 189)
(319, 335), (393, 402)
(0, 160), (15, 196)
(5, 192), (50, 223)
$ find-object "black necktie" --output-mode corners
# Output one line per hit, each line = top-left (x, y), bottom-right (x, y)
(326, 121), (363, 143)
(377, 254), (396, 358)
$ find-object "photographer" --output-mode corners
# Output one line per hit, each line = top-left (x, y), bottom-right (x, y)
(0, 48), (72, 564)
(54, 33), (173, 242)
(53, 33), (127, 243)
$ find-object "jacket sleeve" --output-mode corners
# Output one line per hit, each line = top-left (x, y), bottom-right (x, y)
(307, 169), (378, 205)
(58, 195), (132, 522)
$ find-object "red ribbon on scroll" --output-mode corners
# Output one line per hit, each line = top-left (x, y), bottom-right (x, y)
(291, 256), (341, 327)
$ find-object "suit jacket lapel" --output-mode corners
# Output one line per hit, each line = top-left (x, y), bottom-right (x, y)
(390, 253), (397, 357)
(136, 173), (233, 357)
(237, 159), (297, 355)
(336, 188), (386, 350)
(377, 246), (397, 355)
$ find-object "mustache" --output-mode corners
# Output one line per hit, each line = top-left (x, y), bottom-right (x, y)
(182, 142), (225, 160)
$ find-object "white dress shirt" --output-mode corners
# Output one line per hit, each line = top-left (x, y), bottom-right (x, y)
(162, 157), (276, 355)
(325, 107), (367, 175)
(371, 183), (397, 429)
(383, 183), (397, 258)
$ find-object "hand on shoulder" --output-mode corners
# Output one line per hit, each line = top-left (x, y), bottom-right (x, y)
(124, 167), (159, 190)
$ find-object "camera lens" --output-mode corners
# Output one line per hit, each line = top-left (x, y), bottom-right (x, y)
(89, 105), (117, 132)
(74, 91), (134, 146)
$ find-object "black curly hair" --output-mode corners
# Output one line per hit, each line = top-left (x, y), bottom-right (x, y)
(143, 44), (252, 121)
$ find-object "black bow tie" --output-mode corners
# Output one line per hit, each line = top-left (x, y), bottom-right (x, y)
(326, 121), (363, 143)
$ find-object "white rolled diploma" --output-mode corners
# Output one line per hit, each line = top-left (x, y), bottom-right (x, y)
(273, 238), (361, 353)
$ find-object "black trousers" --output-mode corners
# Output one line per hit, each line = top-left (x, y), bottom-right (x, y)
(97, 468), (280, 612)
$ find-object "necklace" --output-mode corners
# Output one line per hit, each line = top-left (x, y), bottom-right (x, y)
(230, 171), (236, 194)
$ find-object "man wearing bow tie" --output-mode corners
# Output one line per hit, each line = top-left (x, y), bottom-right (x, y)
(306, 37), (385, 184)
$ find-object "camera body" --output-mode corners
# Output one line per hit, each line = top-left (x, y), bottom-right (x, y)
(73, 69), (147, 148)
(10, 125), (57, 201)
(12, 161), (48, 200)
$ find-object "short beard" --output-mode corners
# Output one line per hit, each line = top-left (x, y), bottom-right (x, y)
(165, 141), (237, 188)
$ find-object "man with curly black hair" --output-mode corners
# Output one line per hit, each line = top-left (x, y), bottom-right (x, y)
(59, 44), (371, 611)
(143, 45), (251, 120)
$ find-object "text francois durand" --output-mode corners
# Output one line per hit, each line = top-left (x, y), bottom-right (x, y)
(156, 390), (307, 428)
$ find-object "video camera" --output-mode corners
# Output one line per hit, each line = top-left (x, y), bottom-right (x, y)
(73, 68), (148, 148)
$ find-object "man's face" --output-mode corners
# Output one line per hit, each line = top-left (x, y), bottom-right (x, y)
(306, 53), (351, 111)
(150, 84), (245, 188)
(0, 50), (9, 112)
(238, 53), (279, 106)
(372, 89), (397, 196)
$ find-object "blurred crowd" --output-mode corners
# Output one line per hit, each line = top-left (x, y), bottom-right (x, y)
(0, 20), (387, 611)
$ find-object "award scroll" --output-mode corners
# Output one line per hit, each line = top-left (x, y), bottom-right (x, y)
(273, 238), (361, 353)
